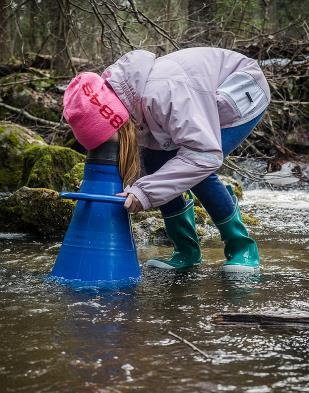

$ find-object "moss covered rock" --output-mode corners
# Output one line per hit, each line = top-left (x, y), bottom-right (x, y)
(219, 175), (243, 199)
(20, 145), (85, 191)
(194, 206), (207, 225)
(63, 162), (85, 191)
(132, 209), (161, 223)
(241, 212), (260, 226)
(131, 209), (169, 244)
(132, 216), (168, 245)
(0, 186), (74, 236)
(196, 225), (207, 237)
(0, 121), (46, 191)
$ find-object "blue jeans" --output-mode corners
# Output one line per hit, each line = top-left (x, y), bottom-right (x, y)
(143, 113), (264, 222)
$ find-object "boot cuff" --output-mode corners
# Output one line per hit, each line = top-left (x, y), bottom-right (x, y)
(163, 199), (194, 219)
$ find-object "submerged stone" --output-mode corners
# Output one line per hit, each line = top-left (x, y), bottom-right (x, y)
(0, 121), (46, 191)
(264, 162), (301, 186)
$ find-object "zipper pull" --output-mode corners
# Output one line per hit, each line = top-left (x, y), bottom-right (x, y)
(245, 91), (254, 103)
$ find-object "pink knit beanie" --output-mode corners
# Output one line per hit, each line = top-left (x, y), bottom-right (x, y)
(63, 72), (129, 150)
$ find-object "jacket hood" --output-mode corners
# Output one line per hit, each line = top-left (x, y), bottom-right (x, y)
(102, 50), (156, 123)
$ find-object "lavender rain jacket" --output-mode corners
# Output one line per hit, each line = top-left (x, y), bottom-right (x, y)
(103, 48), (271, 210)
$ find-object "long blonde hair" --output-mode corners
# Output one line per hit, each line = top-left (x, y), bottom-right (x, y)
(118, 119), (140, 187)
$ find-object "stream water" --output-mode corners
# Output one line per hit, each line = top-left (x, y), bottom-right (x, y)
(1, 189), (308, 393)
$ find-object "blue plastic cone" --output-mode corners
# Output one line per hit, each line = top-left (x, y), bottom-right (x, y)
(50, 142), (141, 289)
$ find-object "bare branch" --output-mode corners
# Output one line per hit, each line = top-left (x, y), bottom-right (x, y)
(0, 102), (69, 129)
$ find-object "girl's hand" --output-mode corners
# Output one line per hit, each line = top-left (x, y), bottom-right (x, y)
(116, 192), (143, 213)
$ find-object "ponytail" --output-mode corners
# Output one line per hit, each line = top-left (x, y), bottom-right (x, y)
(118, 119), (141, 187)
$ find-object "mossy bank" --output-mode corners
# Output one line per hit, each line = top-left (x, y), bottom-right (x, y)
(0, 121), (46, 191)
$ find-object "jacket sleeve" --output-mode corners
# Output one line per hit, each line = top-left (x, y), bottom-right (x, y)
(125, 79), (223, 209)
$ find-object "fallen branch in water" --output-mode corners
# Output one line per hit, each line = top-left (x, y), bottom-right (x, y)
(168, 331), (208, 360)
(223, 158), (269, 183)
(214, 313), (309, 328)
(243, 139), (272, 159)
(0, 102), (69, 129)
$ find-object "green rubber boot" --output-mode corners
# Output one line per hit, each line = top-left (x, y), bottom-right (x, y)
(214, 186), (260, 273)
(145, 199), (202, 269)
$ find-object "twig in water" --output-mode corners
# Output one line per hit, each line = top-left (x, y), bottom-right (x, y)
(168, 331), (208, 360)
(243, 139), (270, 159)
(223, 158), (269, 182)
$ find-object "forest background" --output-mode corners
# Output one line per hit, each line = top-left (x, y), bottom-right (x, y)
(0, 0), (308, 171)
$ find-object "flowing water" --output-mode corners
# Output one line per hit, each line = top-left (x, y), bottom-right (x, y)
(1, 189), (308, 393)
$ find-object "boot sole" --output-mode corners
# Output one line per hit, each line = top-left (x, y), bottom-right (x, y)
(145, 260), (176, 269)
(222, 264), (260, 273)
(145, 259), (202, 270)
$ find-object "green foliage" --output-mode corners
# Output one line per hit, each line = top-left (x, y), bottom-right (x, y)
(30, 77), (56, 92)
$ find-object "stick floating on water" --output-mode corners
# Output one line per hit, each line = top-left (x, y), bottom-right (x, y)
(168, 331), (208, 360)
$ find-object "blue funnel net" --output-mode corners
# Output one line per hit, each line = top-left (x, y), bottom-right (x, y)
(50, 144), (141, 290)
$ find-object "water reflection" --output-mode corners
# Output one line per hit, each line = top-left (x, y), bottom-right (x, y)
(0, 237), (308, 392)
(221, 272), (263, 304)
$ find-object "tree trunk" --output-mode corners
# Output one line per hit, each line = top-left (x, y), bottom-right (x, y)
(48, 0), (72, 75)
(28, 0), (39, 53)
(0, 0), (11, 63)
(187, 0), (216, 44)
(165, 0), (172, 53)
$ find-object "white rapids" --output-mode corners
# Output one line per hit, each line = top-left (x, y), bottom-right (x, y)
(240, 189), (309, 243)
